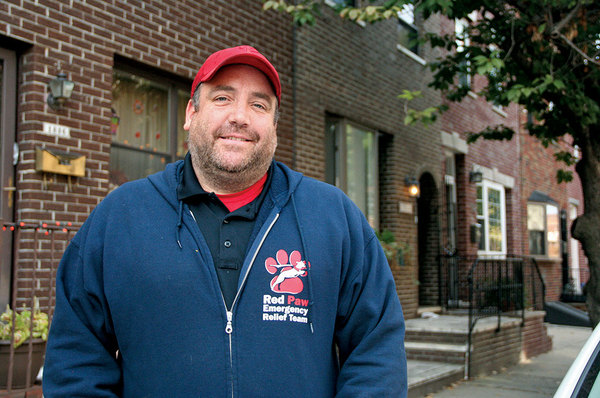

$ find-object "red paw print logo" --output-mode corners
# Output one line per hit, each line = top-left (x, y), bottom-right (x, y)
(265, 249), (308, 294)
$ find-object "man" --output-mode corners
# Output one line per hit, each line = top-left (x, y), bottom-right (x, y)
(43, 45), (407, 397)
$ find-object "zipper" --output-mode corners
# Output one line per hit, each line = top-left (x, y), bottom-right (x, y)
(223, 213), (280, 397)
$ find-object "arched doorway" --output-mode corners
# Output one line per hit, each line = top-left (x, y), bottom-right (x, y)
(417, 172), (440, 307)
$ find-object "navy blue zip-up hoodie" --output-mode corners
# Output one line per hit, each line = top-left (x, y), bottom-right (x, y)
(43, 160), (407, 397)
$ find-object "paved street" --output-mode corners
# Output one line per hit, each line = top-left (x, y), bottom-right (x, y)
(427, 324), (593, 397)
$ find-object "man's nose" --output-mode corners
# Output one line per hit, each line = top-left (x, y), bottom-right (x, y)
(228, 101), (249, 127)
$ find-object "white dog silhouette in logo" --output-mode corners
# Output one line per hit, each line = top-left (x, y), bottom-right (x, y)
(265, 250), (308, 294)
(272, 261), (307, 290)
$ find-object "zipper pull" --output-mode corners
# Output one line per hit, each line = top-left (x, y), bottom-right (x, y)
(225, 311), (233, 334)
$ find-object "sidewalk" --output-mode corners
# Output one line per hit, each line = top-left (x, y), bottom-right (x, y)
(426, 324), (593, 397)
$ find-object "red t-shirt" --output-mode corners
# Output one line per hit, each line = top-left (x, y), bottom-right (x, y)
(216, 172), (268, 212)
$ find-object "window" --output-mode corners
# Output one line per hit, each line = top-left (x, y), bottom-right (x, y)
(528, 202), (560, 258)
(455, 18), (471, 88)
(326, 117), (380, 228)
(398, 4), (418, 54)
(444, 155), (457, 252)
(476, 180), (506, 255)
(110, 68), (189, 187)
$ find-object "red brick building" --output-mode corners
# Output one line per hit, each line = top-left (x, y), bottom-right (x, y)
(0, 1), (294, 313)
(0, 0), (587, 324)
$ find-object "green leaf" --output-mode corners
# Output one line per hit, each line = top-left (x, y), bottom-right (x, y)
(553, 79), (566, 90)
(397, 89), (422, 100)
(557, 169), (573, 183)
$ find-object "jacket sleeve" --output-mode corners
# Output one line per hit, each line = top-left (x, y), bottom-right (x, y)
(43, 229), (122, 397)
(335, 232), (407, 398)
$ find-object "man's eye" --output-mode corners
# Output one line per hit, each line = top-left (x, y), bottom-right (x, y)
(253, 103), (267, 110)
(215, 96), (228, 102)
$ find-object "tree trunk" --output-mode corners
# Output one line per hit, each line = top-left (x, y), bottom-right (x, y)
(572, 125), (600, 328)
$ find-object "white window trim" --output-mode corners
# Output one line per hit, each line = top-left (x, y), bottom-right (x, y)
(492, 104), (507, 117)
(478, 180), (507, 257)
(396, 44), (426, 65)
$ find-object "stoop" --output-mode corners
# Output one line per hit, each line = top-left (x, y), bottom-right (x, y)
(405, 316), (468, 397)
(407, 359), (464, 398)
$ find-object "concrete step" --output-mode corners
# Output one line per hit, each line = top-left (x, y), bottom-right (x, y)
(405, 330), (467, 345)
(407, 360), (464, 398)
(405, 341), (468, 364)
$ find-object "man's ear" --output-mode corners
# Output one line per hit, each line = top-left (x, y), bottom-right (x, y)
(183, 100), (195, 130)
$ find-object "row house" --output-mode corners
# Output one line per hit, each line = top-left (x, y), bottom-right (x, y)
(0, 0), (587, 332)
(435, 16), (588, 311)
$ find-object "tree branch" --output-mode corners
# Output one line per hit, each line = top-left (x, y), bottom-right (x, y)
(551, 0), (582, 36)
(557, 32), (600, 66)
(503, 17), (516, 61)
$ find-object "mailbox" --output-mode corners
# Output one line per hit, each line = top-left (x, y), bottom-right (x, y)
(35, 147), (85, 177)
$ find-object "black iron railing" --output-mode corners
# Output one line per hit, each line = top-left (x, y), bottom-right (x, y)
(1, 221), (76, 394)
(466, 255), (545, 378)
(439, 254), (545, 314)
(439, 254), (473, 309)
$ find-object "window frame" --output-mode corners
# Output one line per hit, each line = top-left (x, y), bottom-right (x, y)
(455, 18), (472, 89)
(527, 201), (561, 259)
(325, 116), (381, 229)
(397, 4), (419, 55)
(444, 155), (458, 252)
(476, 180), (507, 256)
(110, 63), (189, 185)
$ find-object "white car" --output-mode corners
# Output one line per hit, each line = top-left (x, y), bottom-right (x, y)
(555, 323), (600, 397)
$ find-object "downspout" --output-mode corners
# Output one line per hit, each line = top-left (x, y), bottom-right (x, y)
(292, 21), (298, 169)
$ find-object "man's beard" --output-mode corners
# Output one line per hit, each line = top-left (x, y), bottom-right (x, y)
(189, 124), (276, 193)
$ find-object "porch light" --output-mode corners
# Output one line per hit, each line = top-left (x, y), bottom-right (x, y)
(469, 169), (483, 183)
(47, 72), (75, 110)
(405, 176), (420, 198)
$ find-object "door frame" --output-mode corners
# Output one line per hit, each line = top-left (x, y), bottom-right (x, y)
(0, 47), (18, 309)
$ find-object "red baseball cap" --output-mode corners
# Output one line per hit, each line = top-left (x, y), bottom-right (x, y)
(191, 45), (281, 105)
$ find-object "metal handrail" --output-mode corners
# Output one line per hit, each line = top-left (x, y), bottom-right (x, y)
(465, 255), (545, 378)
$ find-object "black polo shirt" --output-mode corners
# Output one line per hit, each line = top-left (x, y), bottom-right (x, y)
(177, 153), (272, 310)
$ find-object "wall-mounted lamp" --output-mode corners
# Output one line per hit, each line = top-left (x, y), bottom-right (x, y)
(405, 176), (420, 198)
(469, 170), (483, 183)
(47, 72), (75, 110)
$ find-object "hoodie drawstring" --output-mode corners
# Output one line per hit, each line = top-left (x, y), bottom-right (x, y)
(175, 200), (183, 249)
(291, 195), (314, 334)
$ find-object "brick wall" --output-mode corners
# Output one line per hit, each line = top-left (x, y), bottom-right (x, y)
(293, 8), (446, 317)
(518, 119), (586, 299)
(1, 1), (448, 319)
(1, 0), (294, 304)
(435, 19), (523, 259)
(521, 311), (553, 358)
(470, 321), (522, 377)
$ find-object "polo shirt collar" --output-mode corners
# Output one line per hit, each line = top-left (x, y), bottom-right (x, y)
(177, 152), (272, 219)
(177, 152), (207, 201)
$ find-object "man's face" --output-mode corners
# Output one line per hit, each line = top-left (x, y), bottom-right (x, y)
(184, 64), (278, 191)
